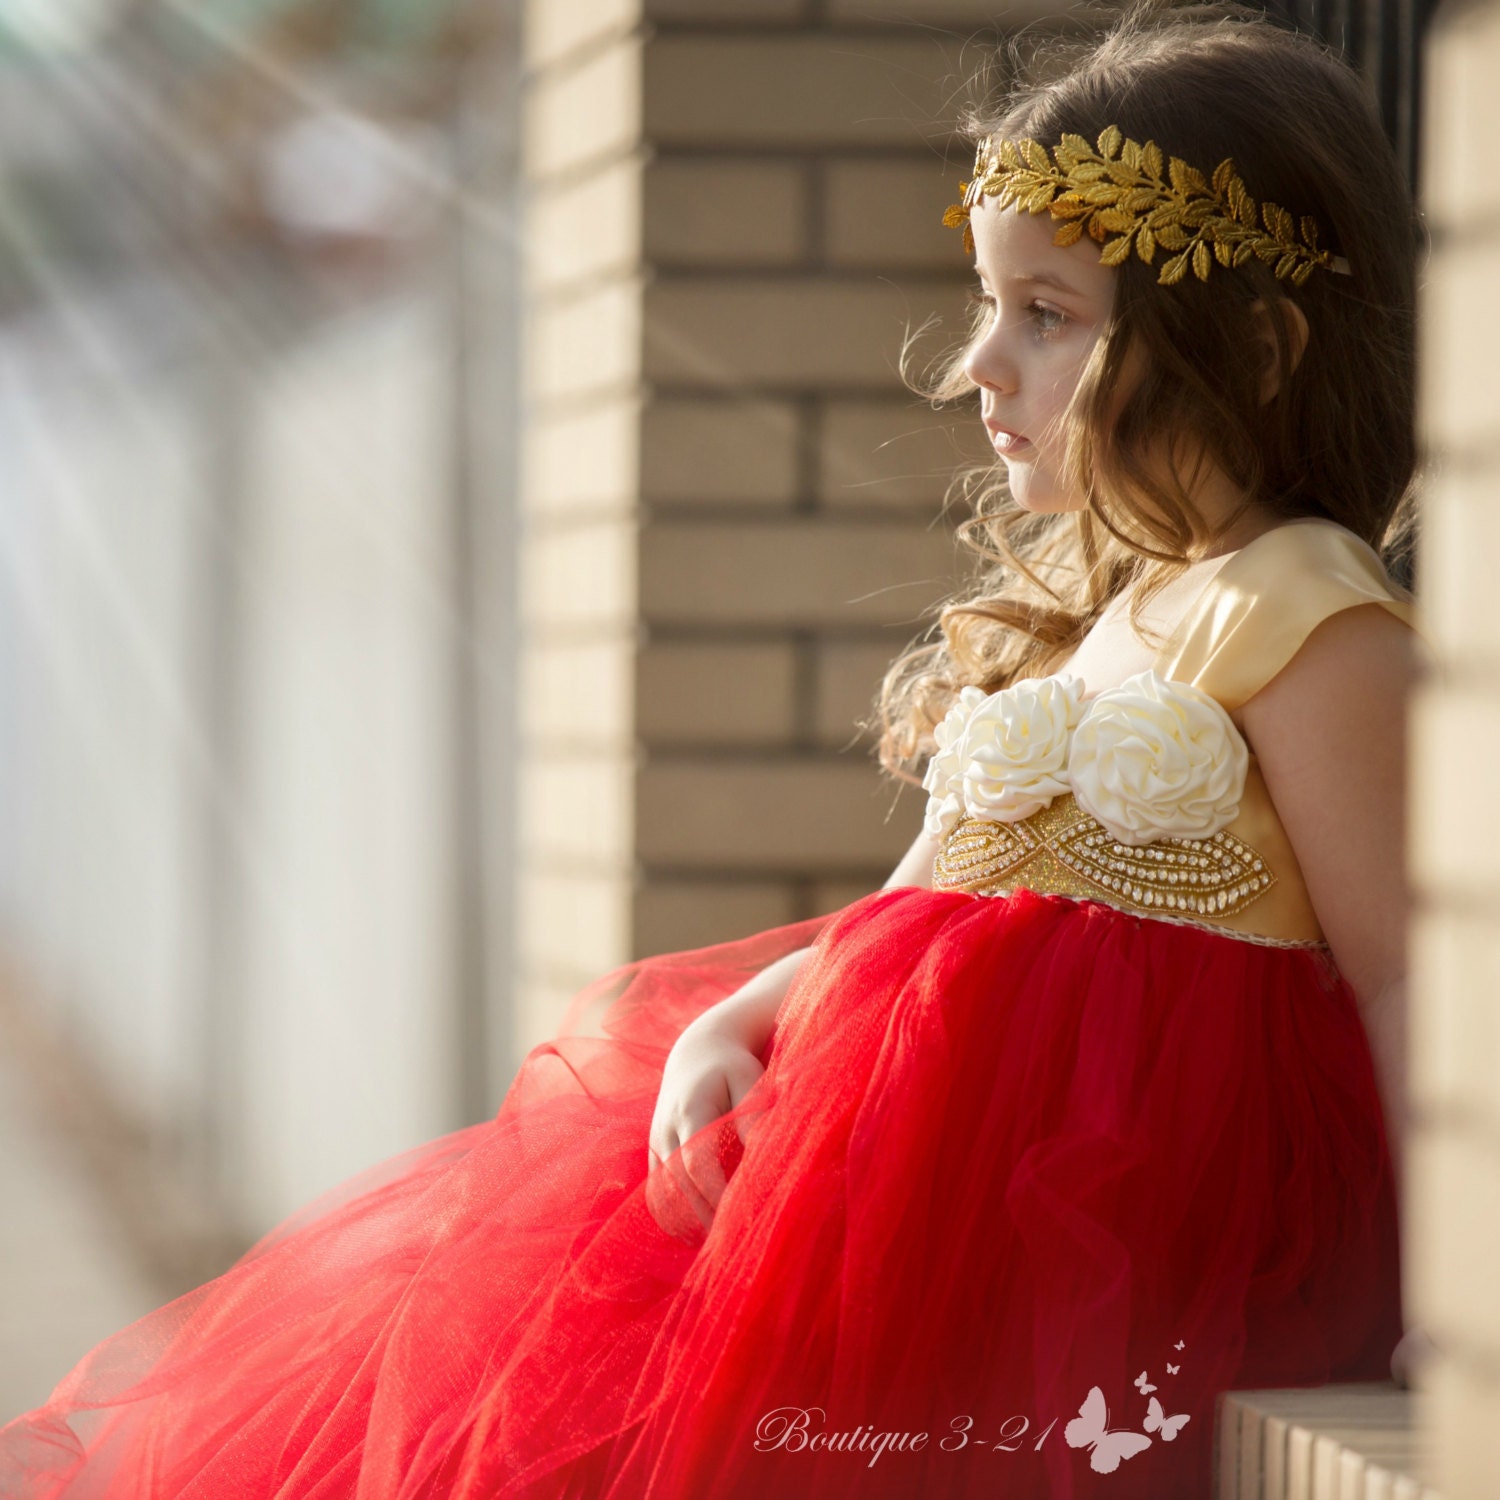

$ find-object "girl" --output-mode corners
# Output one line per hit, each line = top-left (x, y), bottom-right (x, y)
(0, 3), (1428, 1496)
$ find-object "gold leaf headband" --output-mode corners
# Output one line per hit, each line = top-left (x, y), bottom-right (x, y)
(943, 124), (1352, 287)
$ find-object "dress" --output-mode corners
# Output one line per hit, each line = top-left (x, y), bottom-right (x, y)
(0, 516), (1418, 1499)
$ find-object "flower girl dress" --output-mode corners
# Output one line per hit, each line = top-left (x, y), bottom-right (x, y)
(0, 516), (1416, 1499)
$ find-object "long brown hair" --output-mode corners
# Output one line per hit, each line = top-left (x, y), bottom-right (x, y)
(870, 0), (1423, 788)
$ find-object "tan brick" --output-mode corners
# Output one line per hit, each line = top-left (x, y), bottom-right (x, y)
(521, 516), (638, 631)
(637, 640), (798, 745)
(643, 159), (808, 266)
(641, 397), (799, 505)
(520, 636), (637, 747)
(528, 277), (643, 403)
(1414, 460), (1500, 663)
(1412, 1218), (1500, 1499)
(529, 155), (643, 292)
(520, 753), (636, 866)
(826, 159), (963, 269)
(525, 0), (640, 72)
(639, 516), (963, 626)
(812, 637), (903, 747)
(643, 35), (962, 149)
(1417, 233), (1500, 457)
(633, 879), (799, 958)
(818, 398), (988, 507)
(518, 868), (633, 984)
(1422, 0), (1500, 231)
(1409, 681), (1500, 900)
(1408, 908), (1500, 1127)
(636, 757), (917, 868)
(523, 397), (641, 518)
(524, 36), (641, 182)
(643, 277), (967, 389)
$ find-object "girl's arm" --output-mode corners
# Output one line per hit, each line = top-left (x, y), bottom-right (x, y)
(701, 825), (942, 1054)
(1238, 602), (1422, 1232)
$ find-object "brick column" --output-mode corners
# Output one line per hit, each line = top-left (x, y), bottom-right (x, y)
(515, 2), (995, 1049)
(1407, 2), (1500, 1496)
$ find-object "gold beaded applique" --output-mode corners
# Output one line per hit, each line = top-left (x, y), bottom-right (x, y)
(933, 792), (1275, 918)
(942, 126), (1352, 287)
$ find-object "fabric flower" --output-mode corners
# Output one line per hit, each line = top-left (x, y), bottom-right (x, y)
(922, 685), (988, 839)
(960, 674), (1088, 823)
(1067, 670), (1249, 846)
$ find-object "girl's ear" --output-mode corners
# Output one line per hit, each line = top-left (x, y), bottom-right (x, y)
(1248, 296), (1311, 404)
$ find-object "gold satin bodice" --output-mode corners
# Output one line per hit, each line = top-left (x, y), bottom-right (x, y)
(931, 518), (1425, 947)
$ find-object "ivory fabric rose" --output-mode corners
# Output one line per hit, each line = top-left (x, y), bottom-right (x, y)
(960, 674), (1088, 823)
(921, 685), (989, 839)
(1067, 670), (1249, 846)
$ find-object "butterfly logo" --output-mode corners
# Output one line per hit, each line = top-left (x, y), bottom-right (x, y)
(1143, 1396), (1191, 1441)
(1133, 1370), (1157, 1395)
(1166, 1362), (1179, 1375)
(1065, 1386), (1153, 1474)
(1174, 1340), (1185, 1350)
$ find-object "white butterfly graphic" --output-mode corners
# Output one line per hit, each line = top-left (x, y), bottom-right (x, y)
(1174, 1340), (1185, 1350)
(1143, 1395), (1191, 1441)
(1065, 1386), (1153, 1474)
(1133, 1370), (1157, 1395)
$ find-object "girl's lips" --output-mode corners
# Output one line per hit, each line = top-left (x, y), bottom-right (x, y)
(990, 428), (1032, 455)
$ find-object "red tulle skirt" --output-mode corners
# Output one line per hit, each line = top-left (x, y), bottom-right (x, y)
(0, 885), (1402, 1498)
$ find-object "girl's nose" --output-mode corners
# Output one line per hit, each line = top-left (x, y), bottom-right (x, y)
(964, 318), (1016, 394)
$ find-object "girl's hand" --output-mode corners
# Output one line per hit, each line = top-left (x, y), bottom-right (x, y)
(1389, 1324), (1442, 1390)
(646, 1011), (768, 1226)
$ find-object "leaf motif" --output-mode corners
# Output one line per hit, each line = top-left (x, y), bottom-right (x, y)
(1121, 188), (1159, 212)
(1052, 219), (1086, 248)
(1274, 252), (1297, 280)
(1105, 159), (1138, 186)
(999, 139), (1024, 170)
(1142, 140), (1163, 180)
(1122, 138), (1142, 171)
(963, 224), (974, 257)
(1212, 238), (1235, 268)
(1291, 260), (1315, 287)
(943, 203), (969, 229)
(1299, 214), (1321, 251)
(1049, 197), (1092, 220)
(1155, 221), (1189, 250)
(1025, 183), (1056, 213)
(1088, 216), (1109, 244)
(1169, 157), (1209, 197)
(1071, 162), (1108, 183)
(1101, 234), (1135, 266)
(1136, 224), (1156, 261)
(1160, 249), (1190, 286)
(1095, 207), (1136, 232)
(1233, 241), (1254, 266)
(1230, 180), (1256, 227)
(1061, 131), (1094, 160)
(1098, 124), (1123, 160)
(1192, 240), (1211, 280)
(1022, 138), (1052, 174)
(1211, 158), (1235, 195)
(1263, 202), (1294, 241)
(1083, 182), (1121, 204)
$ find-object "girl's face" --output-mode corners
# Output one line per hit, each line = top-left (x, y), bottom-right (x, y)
(964, 194), (1133, 513)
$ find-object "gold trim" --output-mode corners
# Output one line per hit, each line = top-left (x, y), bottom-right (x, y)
(934, 795), (1276, 920)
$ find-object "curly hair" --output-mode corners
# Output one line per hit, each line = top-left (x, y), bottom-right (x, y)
(869, 0), (1424, 789)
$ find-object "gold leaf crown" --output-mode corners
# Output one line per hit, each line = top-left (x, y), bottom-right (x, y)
(943, 125), (1352, 287)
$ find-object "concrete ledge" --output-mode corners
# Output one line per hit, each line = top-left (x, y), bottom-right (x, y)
(1215, 1382), (1444, 1500)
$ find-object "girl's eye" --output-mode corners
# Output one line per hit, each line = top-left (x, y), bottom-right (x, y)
(966, 288), (1068, 340)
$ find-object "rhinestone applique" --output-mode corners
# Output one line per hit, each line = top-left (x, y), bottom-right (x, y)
(933, 793), (1275, 917)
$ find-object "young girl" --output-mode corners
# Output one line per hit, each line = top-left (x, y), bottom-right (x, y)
(0, 3), (1427, 1496)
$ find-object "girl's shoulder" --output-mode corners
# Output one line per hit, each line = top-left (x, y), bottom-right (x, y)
(1154, 515), (1427, 715)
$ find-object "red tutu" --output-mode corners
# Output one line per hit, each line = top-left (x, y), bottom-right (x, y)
(0, 884), (1402, 1498)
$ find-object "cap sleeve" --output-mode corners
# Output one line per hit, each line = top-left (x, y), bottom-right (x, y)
(1154, 518), (1429, 712)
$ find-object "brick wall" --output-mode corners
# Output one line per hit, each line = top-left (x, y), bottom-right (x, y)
(1407, 2), (1500, 1497)
(516, 0), (1006, 1049)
